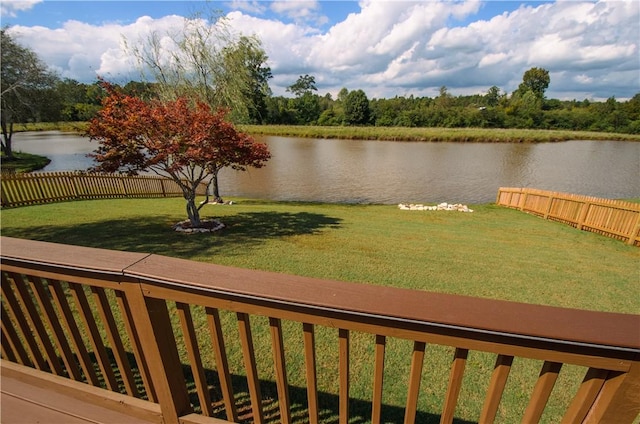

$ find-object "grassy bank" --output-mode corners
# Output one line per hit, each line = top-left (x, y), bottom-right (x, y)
(11, 121), (640, 142)
(2, 198), (638, 423)
(13, 121), (88, 133)
(242, 124), (640, 142)
(1, 151), (51, 173)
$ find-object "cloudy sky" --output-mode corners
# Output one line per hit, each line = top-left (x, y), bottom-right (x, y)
(2, 0), (639, 100)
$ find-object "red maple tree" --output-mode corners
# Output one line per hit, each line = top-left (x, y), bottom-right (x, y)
(87, 84), (270, 228)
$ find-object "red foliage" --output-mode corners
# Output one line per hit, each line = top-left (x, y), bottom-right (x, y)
(87, 82), (270, 227)
(87, 83), (270, 179)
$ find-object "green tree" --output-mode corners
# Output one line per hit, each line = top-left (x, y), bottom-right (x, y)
(126, 9), (270, 124)
(287, 74), (317, 97)
(517, 67), (550, 100)
(287, 75), (320, 124)
(343, 89), (370, 125)
(1, 29), (59, 158)
(222, 36), (272, 123)
(486, 86), (502, 107)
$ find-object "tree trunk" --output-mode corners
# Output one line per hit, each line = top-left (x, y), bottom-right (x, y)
(1, 116), (14, 159)
(185, 196), (201, 227)
(210, 171), (223, 203)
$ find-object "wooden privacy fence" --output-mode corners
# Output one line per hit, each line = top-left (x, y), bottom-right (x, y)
(496, 187), (640, 246)
(1, 236), (639, 423)
(0, 171), (208, 208)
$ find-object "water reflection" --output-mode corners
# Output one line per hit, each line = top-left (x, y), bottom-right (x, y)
(10, 131), (640, 204)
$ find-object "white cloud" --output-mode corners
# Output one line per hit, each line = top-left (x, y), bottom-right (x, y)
(6, 0), (640, 100)
(0, 0), (41, 18)
(270, 0), (328, 26)
(225, 1), (267, 15)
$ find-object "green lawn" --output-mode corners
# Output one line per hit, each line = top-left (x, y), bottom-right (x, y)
(1, 198), (638, 423)
(2, 197), (637, 313)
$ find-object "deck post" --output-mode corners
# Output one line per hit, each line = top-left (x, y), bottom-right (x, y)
(122, 282), (192, 423)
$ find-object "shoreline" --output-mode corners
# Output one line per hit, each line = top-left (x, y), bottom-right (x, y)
(11, 122), (640, 143)
(241, 124), (640, 143)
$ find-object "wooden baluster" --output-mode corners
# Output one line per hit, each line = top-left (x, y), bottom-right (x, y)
(9, 272), (64, 376)
(479, 354), (514, 423)
(339, 328), (350, 424)
(68, 282), (119, 391)
(48, 279), (100, 386)
(404, 341), (426, 424)
(562, 368), (608, 423)
(303, 323), (319, 424)
(205, 307), (237, 421)
(371, 335), (386, 423)
(1, 282), (45, 369)
(1, 303), (29, 365)
(1, 326), (17, 362)
(440, 348), (469, 424)
(91, 286), (139, 397)
(115, 290), (156, 401)
(522, 361), (562, 423)
(237, 312), (264, 424)
(269, 317), (291, 424)
(177, 302), (213, 416)
(27, 276), (83, 381)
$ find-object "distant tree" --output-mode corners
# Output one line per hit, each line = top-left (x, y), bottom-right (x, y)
(87, 84), (270, 227)
(517, 67), (550, 99)
(126, 9), (270, 124)
(343, 89), (370, 125)
(435, 86), (453, 108)
(287, 74), (317, 97)
(337, 87), (349, 102)
(1, 29), (59, 158)
(486, 86), (502, 107)
(222, 36), (272, 123)
(286, 75), (320, 124)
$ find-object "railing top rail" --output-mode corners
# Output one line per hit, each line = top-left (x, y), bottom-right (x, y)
(1, 236), (639, 353)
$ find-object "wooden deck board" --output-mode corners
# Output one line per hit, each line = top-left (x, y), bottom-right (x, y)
(1, 374), (156, 424)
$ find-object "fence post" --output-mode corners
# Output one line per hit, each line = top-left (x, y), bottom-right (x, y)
(577, 201), (591, 231)
(121, 281), (192, 423)
(543, 195), (553, 219)
(628, 213), (640, 246)
(518, 189), (528, 211)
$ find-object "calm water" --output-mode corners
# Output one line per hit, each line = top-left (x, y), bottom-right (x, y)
(11, 131), (640, 204)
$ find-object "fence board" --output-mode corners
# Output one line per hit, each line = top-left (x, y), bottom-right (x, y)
(497, 187), (640, 245)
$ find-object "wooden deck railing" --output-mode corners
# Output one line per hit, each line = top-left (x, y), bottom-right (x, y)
(496, 187), (640, 246)
(0, 171), (207, 208)
(1, 236), (638, 423)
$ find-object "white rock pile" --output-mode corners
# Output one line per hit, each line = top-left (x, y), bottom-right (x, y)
(173, 219), (226, 233)
(398, 202), (474, 212)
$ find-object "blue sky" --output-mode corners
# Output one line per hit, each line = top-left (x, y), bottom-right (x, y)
(3, 1), (545, 28)
(2, 1), (638, 100)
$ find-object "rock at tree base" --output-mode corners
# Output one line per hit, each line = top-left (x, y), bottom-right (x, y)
(173, 219), (225, 233)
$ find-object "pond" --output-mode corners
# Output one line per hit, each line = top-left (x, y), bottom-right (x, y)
(11, 131), (640, 204)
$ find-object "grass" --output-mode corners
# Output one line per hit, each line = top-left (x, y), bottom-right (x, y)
(241, 125), (640, 143)
(2, 197), (639, 423)
(1, 151), (51, 173)
(2, 197), (636, 313)
(12, 121), (640, 143)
